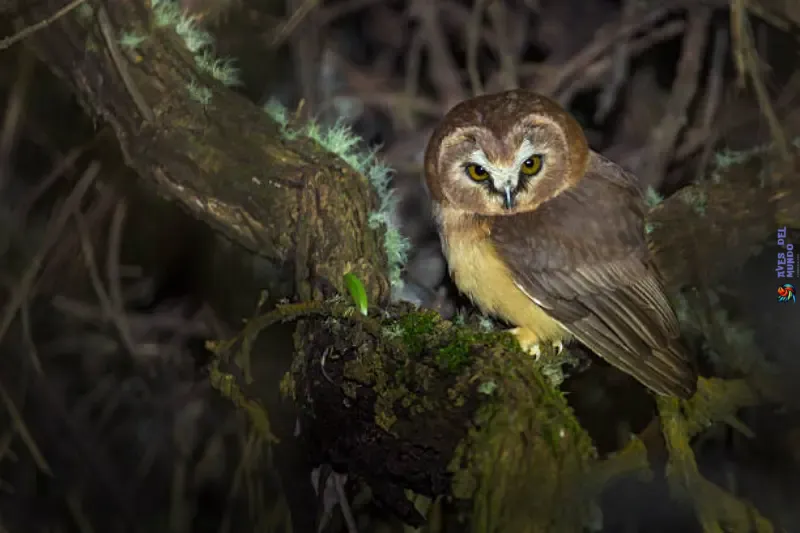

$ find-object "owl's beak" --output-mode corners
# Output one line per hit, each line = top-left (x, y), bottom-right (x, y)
(503, 185), (515, 210)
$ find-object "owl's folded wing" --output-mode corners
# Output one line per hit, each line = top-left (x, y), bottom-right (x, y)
(509, 253), (696, 398)
(489, 161), (697, 398)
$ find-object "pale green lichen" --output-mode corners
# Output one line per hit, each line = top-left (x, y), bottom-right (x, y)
(679, 187), (707, 215)
(119, 32), (147, 49)
(478, 380), (497, 395)
(537, 348), (582, 388)
(263, 98), (411, 293)
(477, 316), (495, 331)
(452, 310), (467, 326)
(195, 51), (241, 87)
(710, 145), (767, 183)
(152, 0), (181, 27)
(645, 186), (663, 207)
(707, 143), (790, 186)
(381, 324), (403, 339)
(263, 99), (290, 129)
(76, 2), (94, 20)
(187, 79), (212, 106)
(175, 14), (214, 52)
(150, 0), (241, 88)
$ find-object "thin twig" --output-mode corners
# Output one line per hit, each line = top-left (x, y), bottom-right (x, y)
(271, 0), (320, 47)
(594, 0), (636, 122)
(693, 24), (728, 184)
(0, 162), (101, 345)
(701, 26), (728, 131)
(50, 295), (210, 336)
(730, 0), (791, 164)
(74, 210), (139, 357)
(401, 29), (425, 130)
(486, 0), (518, 91)
(467, 0), (488, 96)
(0, 380), (53, 476)
(539, 6), (675, 100)
(287, 0), (322, 115)
(94, 2), (154, 122)
(20, 299), (43, 375)
(334, 473), (358, 533)
(105, 201), (139, 356)
(641, 8), (711, 188)
(0, 49), (34, 192)
(318, 0), (382, 25)
(542, 19), (686, 104)
(13, 143), (91, 222)
(411, 0), (467, 109)
(0, 0), (87, 51)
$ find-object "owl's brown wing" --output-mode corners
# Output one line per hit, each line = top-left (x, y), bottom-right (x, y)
(490, 153), (697, 398)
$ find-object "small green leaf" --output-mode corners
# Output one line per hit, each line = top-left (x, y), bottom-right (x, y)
(343, 272), (368, 316)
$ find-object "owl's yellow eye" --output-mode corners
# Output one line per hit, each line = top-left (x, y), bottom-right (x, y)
(520, 155), (544, 176)
(465, 163), (490, 181)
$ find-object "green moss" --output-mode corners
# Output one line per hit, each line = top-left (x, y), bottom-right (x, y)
(278, 371), (296, 401)
(436, 327), (498, 374)
(209, 360), (278, 443)
(341, 333), (412, 434)
(334, 307), (510, 434)
(436, 335), (473, 372)
(210, 296), (601, 530)
(657, 393), (775, 532)
(397, 310), (439, 354)
(393, 310), (519, 374)
(368, 308), (597, 529)
(679, 187), (707, 215)
(447, 340), (596, 532)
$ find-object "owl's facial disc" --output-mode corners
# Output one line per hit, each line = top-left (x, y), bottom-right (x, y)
(464, 139), (545, 210)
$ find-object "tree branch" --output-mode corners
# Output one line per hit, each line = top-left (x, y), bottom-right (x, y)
(21, 0), (391, 309)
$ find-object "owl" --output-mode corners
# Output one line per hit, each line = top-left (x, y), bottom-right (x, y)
(424, 89), (697, 399)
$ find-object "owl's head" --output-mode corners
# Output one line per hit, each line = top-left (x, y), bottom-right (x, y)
(424, 89), (590, 216)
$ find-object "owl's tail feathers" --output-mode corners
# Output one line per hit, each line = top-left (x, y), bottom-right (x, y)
(644, 338), (698, 399)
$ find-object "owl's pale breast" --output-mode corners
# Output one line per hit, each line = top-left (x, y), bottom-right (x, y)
(437, 209), (566, 342)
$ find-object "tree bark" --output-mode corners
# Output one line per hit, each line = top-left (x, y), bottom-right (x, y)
(20, 0), (391, 312)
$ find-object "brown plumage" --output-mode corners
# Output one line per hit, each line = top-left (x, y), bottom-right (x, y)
(424, 89), (697, 398)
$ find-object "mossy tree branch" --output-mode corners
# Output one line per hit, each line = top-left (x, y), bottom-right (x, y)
(20, 0), (391, 309)
(649, 148), (800, 293)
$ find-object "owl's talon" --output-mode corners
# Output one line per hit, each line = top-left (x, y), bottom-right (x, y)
(553, 340), (564, 355)
(529, 343), (543, 360)
(508, 327), (542, 359)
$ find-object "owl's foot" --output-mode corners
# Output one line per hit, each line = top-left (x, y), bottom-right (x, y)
(508, 328), (564, 360)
